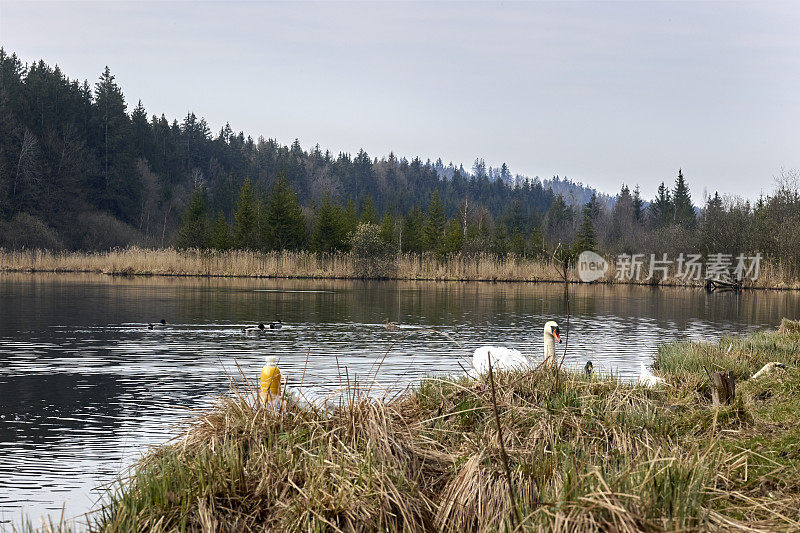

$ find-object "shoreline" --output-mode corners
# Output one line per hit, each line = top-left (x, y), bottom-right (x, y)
(2, 247), (799, 290)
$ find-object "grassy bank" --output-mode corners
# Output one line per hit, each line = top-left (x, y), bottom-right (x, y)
(2, 248), (799, 289)
(90, 320), (800, 532)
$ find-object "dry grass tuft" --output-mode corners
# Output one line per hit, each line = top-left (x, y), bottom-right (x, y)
(778, 318), (800, 334)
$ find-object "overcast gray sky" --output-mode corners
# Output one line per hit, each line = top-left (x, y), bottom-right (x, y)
(1, 0), (798, 200)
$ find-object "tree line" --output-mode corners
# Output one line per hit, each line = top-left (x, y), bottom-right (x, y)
(0, 50), (554, 253)
(1, 50), (798, 275)
(562, 169), (800, 276)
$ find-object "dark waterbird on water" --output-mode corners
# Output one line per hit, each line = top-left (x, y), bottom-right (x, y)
(148, 319), (167, 330)
(243, 321), (282, 335)
(243, 323), (266, 336)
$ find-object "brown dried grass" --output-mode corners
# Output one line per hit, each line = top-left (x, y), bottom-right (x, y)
(2, 247), (798, 288)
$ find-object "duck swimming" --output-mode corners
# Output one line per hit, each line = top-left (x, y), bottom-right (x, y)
(269, 320), (282, 330)
(148, 319), (168, 330)
(243, 323), (266, 336)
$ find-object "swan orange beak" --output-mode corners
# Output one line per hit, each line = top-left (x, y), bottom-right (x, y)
(553, 331), (562, 343)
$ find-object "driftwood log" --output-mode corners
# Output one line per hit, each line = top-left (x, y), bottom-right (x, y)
(705, 278), (742, 293)
(710, 371), (736, 406)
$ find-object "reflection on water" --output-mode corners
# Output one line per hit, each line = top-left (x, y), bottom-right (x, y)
(1, 273), (798, 527)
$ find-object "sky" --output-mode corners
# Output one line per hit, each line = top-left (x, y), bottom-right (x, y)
(1, 0), (798, 201)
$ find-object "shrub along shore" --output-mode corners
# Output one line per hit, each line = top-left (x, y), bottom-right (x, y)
(1, 247), (799, 289)
(88, 320), (800, 532)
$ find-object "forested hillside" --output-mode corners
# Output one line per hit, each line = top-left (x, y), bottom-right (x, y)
(1, 50), (799, 276)
(0, 50), (558, 252)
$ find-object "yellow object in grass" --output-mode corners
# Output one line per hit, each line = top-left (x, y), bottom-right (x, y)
(260, 356), (281, 405)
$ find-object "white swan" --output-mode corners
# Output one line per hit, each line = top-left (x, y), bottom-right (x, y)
(638, 361), (666, 387)
(470, 321), (561, 375)
(752, 361), (786, 379)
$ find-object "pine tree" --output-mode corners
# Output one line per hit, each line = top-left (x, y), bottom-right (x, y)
(210, 212), (231, 250)
(672, 169), (696, 227)
(509, 231), (526, 256)
(360, 195), (377, 224)
(586, 192), (601, 220)
(378, 211), (396, 247)
(92, 66), (137, 221)
(264, 174), (306, 250)
(649, 182), (673, 228)
(608, 184), (636, 249)
(632, 185), (644, 222)
(443, 218), (463, 254)
(701, 191), (725, 253)
(500, 162), (512, 183)
(175, 188), (210, 249)
(491, 222), (509, 256)
(575, 200), (597, 252)
(233, 179), (260, 249)
(504, 198), (526, 234)
(424, 190), (446, 251)
(130, 100), (150, 159)
(544, 194), (574, 244)
(313, 194), (347, 252)
(401, 207), (425, 253)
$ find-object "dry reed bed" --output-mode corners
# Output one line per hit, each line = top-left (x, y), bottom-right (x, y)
(95, 321), (800, 532)
(2, 248), (799, 288)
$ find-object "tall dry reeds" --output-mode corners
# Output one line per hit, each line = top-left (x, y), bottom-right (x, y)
(1, 247), (798, 288)
(0, 248), (567, 282)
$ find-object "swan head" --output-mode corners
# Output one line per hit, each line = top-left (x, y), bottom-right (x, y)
(543, 321), (562, 344)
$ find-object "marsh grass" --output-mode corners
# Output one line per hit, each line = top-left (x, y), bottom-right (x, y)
(2, 248), (799, 288)
(87, 320), (800, 532)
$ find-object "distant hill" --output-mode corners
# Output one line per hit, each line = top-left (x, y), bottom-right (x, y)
(432, 158), (615, 209)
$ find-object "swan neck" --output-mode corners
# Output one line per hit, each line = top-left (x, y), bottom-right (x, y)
(543, 335), (556, 360)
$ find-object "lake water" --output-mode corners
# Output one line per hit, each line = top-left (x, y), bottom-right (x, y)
(1, 273), (798, 528)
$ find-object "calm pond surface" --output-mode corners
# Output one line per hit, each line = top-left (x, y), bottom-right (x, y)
(1, 273), (798, 527)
